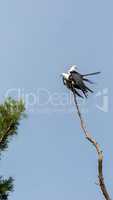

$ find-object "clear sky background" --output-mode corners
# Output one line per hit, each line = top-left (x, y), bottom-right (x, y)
(0, 0), (113, 199)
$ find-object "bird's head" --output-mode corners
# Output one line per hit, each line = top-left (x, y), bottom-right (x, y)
(61, 73), (69, 80)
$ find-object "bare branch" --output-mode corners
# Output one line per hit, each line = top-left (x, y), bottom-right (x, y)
(73, 92), (111, 200)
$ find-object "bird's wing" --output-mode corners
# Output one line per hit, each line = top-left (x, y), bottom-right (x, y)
(82, 72), (101, 77)
(70, 72), (85, 88)
(70, 72), (93, 94)
(73, 88), (84, 98)
(63, 77), (67, 85)
(83, 78), (94, 84)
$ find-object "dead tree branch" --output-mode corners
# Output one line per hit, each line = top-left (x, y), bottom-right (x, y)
(73, 92), (111, 200)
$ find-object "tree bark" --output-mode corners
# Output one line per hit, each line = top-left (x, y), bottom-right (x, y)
(73, 92), (111, 200)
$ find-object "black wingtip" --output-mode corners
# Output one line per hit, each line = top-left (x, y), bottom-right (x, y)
(73, 89), (84, 99)
(83, 78), (94, 84)
(83, 71), (101, 77)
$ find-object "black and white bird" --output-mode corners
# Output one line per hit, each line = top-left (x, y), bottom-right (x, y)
(62, 72), (83, 98)
(61, 65), (100, 98)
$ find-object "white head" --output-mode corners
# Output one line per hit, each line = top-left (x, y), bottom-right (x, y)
(61, 73), (69, 80)
(68, 65), (78, 73)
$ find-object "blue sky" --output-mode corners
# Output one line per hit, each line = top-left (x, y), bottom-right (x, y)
(0, 0), (113, 199)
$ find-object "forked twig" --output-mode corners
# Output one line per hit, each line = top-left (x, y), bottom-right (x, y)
(73, 92), (111, 200)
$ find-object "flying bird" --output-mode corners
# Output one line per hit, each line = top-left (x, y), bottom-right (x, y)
(61, 65), (100, 98)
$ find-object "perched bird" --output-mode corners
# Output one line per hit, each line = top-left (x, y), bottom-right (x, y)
(61, 65), (100, 98)
(61, 73), (83, 98)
